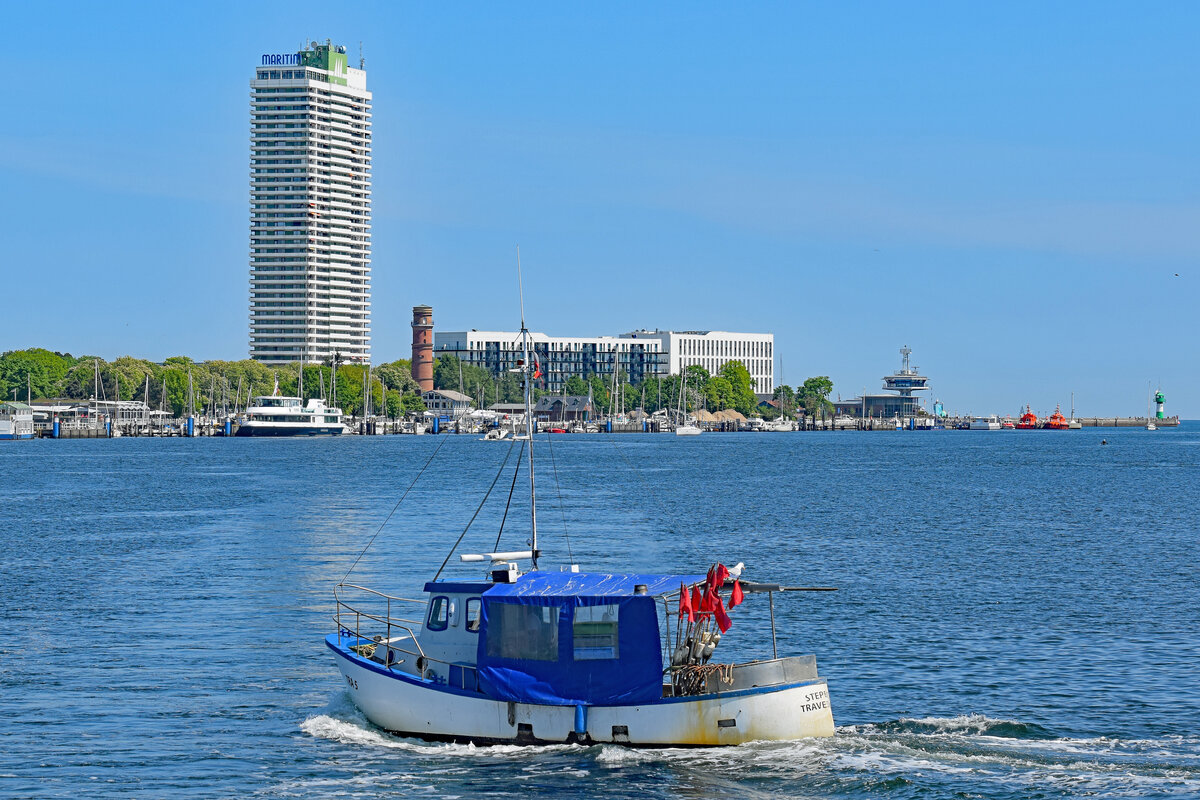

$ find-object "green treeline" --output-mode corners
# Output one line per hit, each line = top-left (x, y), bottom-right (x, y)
(0, 348), (426, 418)
(431, 354), (833, 419)
(2, 347), (834, 420)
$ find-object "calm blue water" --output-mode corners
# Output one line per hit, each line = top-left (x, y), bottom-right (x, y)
(3, 426), (1199, 798)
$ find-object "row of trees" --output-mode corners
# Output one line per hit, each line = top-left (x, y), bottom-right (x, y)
(430, 354), (832, 419)
(1, 347), (835, 421)
(0, 349), (426, 418)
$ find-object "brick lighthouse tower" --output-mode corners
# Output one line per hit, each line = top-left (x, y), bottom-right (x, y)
(411, 305), (434, 393)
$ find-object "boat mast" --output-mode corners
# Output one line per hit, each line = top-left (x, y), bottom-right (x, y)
(518, 248), (538, 569)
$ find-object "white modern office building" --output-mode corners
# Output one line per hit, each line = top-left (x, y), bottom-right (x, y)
(248, 40), (372, 364)
(433, 328), (774, 395)
(626, 330), (775, 395)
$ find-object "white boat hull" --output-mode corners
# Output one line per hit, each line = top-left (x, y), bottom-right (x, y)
(236, 421), (348, 436)
(675, 425), (702, 437)
(328, 638), (834, 746)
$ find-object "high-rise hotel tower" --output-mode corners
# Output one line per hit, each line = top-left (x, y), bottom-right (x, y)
(249, 40), (372, 364)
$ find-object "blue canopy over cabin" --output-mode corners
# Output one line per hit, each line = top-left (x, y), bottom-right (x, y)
(475, 571), (704, 706)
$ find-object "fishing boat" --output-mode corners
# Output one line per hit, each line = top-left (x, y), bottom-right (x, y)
(1043, 405), (1069, 430)
(327, 276), (836, 746)
(1016, 405), (1038, 429)
(237, 376), (348, 437)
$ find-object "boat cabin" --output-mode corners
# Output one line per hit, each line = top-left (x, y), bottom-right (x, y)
(352, 572), (710, 705)
(252, 396), (302, 409)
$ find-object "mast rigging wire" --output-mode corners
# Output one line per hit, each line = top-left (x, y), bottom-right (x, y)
(542, 429), (575, 564)
(493, 442), (524, 553)
(339, 433), (452, 583)
(433, 435), (520, 581)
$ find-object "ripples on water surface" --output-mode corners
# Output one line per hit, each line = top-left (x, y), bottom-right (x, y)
(2, 427), (1198, 798)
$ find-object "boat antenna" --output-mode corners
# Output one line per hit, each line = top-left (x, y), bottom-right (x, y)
(517, 246), (539, 569)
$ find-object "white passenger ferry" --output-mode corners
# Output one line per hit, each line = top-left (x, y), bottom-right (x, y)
(0, 402), (35, 440)
(237, 383), (348, 437)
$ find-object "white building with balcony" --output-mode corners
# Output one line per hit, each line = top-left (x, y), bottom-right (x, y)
(248, 40), (372, 364)
(625, 330), (775, 395)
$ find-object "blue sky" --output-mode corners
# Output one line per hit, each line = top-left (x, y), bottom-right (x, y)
(2, 2), (1196, 416)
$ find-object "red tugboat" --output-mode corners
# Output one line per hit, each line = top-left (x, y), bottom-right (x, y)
(1043, 404), (1070, 430)
(1016, 405), (1038, 429)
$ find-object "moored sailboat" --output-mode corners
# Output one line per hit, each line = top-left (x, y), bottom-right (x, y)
(675, 366), (702, 436)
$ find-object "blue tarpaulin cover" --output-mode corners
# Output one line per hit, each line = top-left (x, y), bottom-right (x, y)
(476, 571), (704, 706)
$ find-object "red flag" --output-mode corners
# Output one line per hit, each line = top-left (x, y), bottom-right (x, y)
(713, 593), (733, 633)
(701, 583), (720, 614)
(678, 582), (694, 622)
(707, 563), (729, 590)
(532, 358), (542, 380)
(729, 579), (744, 608)
(691, 585), (705, 618)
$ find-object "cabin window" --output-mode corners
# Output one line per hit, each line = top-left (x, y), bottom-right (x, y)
(486, 603), (559, 661)
(573, 604), (620, 660)
(465, 598), (481, 632)
(426, 596), (450, 632)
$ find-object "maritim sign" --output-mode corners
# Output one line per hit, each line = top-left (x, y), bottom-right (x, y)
(261, 53), (301, 66)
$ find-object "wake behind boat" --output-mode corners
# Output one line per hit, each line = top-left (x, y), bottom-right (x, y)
(327, 257), (836, 747)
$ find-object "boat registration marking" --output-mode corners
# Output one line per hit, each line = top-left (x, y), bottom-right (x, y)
(801, 688), (828, 713)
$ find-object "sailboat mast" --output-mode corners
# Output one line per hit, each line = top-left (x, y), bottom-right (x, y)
(518, 249), (538, 569)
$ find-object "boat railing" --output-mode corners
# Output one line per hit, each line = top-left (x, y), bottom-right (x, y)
(667, 655), (820, 697)
(334, 582), (443, 677)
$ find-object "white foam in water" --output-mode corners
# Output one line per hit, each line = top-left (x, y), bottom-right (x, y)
(300, 710), (578, 759)
(298, 695), (1200, 797)
(829, 712), (1200, 796)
